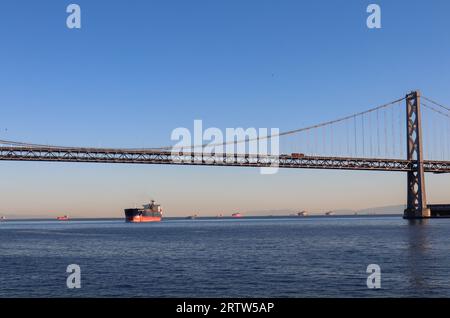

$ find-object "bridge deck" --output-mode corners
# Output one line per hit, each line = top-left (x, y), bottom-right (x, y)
(1, 146), (450, 173)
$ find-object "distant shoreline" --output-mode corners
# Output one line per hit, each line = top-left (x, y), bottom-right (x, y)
(0, 214), (402, 222)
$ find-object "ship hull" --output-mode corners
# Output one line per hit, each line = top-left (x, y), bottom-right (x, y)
(124, 208), (162, 223)
(126, 215), (162, 223)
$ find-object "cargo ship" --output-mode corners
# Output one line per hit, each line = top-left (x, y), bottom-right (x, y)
(56, 215), (69, 221)
(231, 212), (243, 218)
(124, 200), (162, 223)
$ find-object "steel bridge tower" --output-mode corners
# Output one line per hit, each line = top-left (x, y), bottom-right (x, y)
(404, 91), (431, 219)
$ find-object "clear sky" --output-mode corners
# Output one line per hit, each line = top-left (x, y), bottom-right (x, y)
(1, 0), (450, 217)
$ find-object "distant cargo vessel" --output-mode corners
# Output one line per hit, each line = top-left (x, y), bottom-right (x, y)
(297, 211), (308, 216)
(125, 200), (162, 223)
(0, 216), (6, 222)
(232, 212), (243, 218)
(57, 215), (69, 221)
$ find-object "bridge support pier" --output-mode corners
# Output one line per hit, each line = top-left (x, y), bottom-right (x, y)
(403, 91), (430, 219)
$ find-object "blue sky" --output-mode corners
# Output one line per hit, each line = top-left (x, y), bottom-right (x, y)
(1, 1), (450, 217)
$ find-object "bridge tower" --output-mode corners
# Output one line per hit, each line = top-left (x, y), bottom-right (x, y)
(404, 91), (431, 219)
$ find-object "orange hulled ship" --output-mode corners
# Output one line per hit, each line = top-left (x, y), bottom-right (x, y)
(124, 200), (163, 223)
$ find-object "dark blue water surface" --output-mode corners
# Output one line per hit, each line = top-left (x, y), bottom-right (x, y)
(1, 216), (450, 297)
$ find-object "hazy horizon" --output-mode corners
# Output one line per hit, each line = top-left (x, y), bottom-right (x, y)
(1, 201), (406, 219)
(1, 1), (450, 217)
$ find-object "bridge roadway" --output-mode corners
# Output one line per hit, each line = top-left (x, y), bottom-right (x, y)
(1, 145), (450, 173)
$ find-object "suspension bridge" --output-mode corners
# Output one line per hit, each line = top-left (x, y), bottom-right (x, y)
(1, 91), (450, 219)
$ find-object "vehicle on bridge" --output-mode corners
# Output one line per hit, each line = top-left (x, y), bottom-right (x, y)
(291, 153), (305, 159)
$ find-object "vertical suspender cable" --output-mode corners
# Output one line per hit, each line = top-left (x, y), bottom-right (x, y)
(391, 106), (396, 158)
(361, 115), (365, 157)
(354, 116), (357, 157)
(377, 109), (380, 157)
(384, 109), (388, 157)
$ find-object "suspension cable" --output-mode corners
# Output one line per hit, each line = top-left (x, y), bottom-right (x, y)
(0, 96), (407, 151)
(422, 96), (450, 112)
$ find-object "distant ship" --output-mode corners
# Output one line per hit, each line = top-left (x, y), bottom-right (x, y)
(125, 200), (162, 223)
(297, 211), (308, 217)
(325, 211), (334, 216)
(232, 212), (243, 218)
(0, 216), (6, 222)
(186, 214), (198, 220)
(57, 215), (69, 221)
